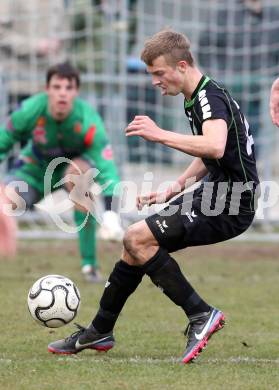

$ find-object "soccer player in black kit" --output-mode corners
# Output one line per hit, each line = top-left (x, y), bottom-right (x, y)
(48, 30), (259, 364)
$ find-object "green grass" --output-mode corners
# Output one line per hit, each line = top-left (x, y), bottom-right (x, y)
(0, 240), (278, 390)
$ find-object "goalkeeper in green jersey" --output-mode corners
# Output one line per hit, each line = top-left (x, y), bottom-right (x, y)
(0, 62), (123, 282)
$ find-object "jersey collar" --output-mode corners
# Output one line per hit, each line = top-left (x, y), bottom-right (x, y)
(184, 75), (210, 109)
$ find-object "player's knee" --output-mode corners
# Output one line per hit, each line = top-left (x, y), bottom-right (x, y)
(121, 247), (138, 266)
(123, 224), (143, 258)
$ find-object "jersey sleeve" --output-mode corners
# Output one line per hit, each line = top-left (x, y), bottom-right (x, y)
(82, 111), (120, 196)
(194, 89), (231, 128)
(0, 95), (40, 162)
(0, 119), (17, 162)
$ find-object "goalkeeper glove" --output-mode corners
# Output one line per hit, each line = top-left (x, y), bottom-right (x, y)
(98, 210), (124, 242)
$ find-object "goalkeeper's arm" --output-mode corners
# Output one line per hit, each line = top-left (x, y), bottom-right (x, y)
(0, 124), (19, 162)
(0, 97), (35, 162)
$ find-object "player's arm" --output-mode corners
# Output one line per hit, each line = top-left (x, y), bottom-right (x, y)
(0, 116), (24, 162)
(175, 157), (209, 189)
(159, 119), (227, 158)
(137, 157), (208, 209)
(270, 77), (279, 127)
(0, 98), (36, 162)
(126, 93), (229, 158)
(126, 116), (228, 159)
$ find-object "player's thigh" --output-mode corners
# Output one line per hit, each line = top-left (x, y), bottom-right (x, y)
(145, 201), (187, 253)
(124, 219), (159, 248)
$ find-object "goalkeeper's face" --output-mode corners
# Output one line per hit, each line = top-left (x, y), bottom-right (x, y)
(147, 55), (185, 96)
(46, 75), (79, 120)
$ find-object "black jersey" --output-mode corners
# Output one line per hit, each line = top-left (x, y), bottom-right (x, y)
(184, 75), (259, 214)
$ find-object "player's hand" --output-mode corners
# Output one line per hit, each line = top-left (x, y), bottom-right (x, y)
(125, 116), (164, 142)
(137, 190), (173, 210)
(136, 180), (184, 210)
(98, 210), (124, 242)
(0, 189), (17, 258)
(270, 77), (279, 127)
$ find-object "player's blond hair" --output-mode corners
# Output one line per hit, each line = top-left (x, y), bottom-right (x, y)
(141, 29), (194, 67)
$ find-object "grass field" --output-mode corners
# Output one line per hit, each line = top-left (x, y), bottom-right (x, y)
(0, 239), (278, 390)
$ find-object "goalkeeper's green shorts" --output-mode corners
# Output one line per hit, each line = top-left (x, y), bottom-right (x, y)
(4, 156), (67, 207)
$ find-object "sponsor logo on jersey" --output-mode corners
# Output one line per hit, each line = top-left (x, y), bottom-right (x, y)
(33, 117), (47, 144)
(33, 128), (47, 144)
(102, 145), (113, 160)
(84, 125), (96, 146)
(198, 89), (212, 120)
(74, 122), (82, 133)
(156, 219), (168, 233)
(37, 117), (46, 127)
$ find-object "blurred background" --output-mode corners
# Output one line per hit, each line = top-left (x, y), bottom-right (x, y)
(0, 0), (278, 236)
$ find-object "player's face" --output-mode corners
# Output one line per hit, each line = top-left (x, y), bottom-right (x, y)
(46, 75), (79, 120)
(147, 56), (185, 96)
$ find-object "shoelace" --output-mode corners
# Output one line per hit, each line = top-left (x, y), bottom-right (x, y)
(65, 323), (86, 342)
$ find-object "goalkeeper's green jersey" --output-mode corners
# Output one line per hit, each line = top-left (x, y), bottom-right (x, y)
(0, 93), (120, 195)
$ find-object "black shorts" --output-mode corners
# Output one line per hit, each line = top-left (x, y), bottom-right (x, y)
(145, 193), (255, 253)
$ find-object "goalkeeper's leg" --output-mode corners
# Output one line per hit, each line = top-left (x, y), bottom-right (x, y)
(63, 158), (103, 283)
(73, 209), (103, 282)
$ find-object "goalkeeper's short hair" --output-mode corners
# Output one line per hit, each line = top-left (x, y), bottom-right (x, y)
(46, 62), (80, 87)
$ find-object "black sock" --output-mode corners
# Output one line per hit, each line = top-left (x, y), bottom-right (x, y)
(143, 248), (210, 317)
(92, 260), (144, 333)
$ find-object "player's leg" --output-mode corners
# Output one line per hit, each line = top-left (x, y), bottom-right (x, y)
(62, 158), (101, 282)
(88, 219), (212, 340)
(0, 184), (18, 257)
(47, 213), (214, 355)
(48, 245), (145, 353)
(48, 227), (149, 354)
(145, 199), (254, 363)
(73, 209), (100, 281)
(141, 203), (226, 363)
(0, 160), (43, 256)
(48, 193), (253, 359)
(48, 202), (212, 355)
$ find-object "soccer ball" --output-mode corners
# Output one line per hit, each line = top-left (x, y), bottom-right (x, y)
(27, 275), (81, 328)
